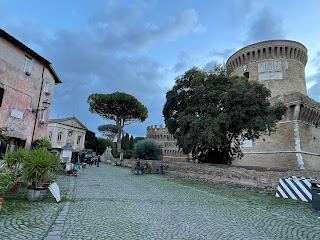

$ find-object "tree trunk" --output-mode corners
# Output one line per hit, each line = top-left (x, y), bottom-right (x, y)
(116, 117), (122, 154)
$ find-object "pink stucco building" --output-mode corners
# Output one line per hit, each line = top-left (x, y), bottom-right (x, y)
(0, 28), (61, 154)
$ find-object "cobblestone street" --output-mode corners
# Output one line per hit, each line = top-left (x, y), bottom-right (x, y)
(1, 163), (320, 239)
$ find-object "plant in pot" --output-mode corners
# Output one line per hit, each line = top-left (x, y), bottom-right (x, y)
(3, 148), (29, 192)
(23, 147), (62, 201)
(0, 162), (16, 211)
(31, 137), (52, 150)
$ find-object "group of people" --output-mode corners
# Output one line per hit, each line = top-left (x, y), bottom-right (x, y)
(88, 155), (101, 167)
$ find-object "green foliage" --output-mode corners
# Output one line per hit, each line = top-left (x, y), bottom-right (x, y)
(134, 137), (145, 142)
(97, 137), (115, 155)
(0, 127), (8, 143)
(123, 150), (133, 159)
(0, 162), (16, 197)
(133, 139), (162, 160)
(121, 133), (132, 150)
(163, 67), (287, 164)
(31, 137), (52, 149)
(3, 148), (29, 177)
(23, 148), (62, 189)
(85, 130), (99, 150)
(87, 92), (148, 152)
(129, 136), (134, 150)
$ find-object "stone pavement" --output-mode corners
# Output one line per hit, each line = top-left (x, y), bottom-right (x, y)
(1, 163), (320, 239)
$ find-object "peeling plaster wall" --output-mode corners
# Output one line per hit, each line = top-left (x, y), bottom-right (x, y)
(0, 37), (56, 148)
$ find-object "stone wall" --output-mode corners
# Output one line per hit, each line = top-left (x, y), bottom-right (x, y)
(106, 160), (320, 194)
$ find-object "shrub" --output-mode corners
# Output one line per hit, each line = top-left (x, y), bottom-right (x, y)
(123, 150), (133, 159)
(133, 139), (162, 160)
(0, 162), (16, 198)
(31, 137), (52, 149)
(23, 148), (61, 188)
(3, 148), (29, 177)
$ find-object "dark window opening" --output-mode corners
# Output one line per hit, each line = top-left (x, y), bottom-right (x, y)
(0, 87), (4, 107)
(244, 72), (249, 78)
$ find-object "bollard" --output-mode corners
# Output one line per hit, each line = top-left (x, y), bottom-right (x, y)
(311, 181), (320, 210)
(158, 164), (164, 175)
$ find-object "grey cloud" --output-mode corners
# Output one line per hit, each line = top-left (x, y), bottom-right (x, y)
(203, 61), (218, 72)
(94, 8), (205, 51)
(1, 2), (205, 136)
(307, 73), (320, 102)
(172, 51), (193, 73)
(208, 49), (236, 60)
(246, 7), (285, 44)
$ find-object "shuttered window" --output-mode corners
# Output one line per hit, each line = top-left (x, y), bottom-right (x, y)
(0, 87), (4, 107)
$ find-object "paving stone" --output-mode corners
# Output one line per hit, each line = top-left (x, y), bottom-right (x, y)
(1, 163), (320, 239)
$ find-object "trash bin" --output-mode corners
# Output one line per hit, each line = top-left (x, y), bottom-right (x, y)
(158, 164), (163, 175)
(311, 181), (320, 210)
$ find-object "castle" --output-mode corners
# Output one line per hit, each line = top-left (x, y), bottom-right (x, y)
(226, 40), (320, 170)
(148, 40), (320, 169)
(146, 125), (187, 162)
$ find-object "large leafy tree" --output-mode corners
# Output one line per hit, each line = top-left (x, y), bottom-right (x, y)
(88, 92), (148, 153)
(163, 67), (287, 164)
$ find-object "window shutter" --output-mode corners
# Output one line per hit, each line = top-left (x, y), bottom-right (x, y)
(39, 109), (46, 123)
(0, 88), (4, 107)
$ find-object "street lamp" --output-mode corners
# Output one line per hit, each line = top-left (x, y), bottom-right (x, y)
(31, 99), (50, 113)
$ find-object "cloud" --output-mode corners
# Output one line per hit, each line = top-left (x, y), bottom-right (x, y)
(246, 7), (285, 44)
(307, 51), (320, 101)
(43, 4), (205, 136)
(91, 5), (205, 51)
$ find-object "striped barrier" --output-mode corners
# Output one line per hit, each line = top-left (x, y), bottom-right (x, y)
(275, 176), (314, 203)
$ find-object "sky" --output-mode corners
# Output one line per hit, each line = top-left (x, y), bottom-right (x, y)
(1, 0), (320, 137)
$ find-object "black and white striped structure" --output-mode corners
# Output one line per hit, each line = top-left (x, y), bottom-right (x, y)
(275, 176), (312, 203)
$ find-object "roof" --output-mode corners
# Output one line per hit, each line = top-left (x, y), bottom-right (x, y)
(61, 143), (76, 152)
(0, 28), (62, 84)
(49, 116), (87, 130)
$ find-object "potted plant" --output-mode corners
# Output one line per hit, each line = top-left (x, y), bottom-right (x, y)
(3, 148), (29, 193)
(23, 148), (61, 201)
(31, 137), (52, 150)
(0, 162), (16, 210)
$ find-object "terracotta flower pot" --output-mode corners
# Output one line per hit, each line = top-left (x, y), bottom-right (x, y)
(8, 182), (23, 193)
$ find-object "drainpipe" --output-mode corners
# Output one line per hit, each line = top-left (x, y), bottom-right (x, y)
(293, 104), (304, 169)
(31, 66), (46, 145)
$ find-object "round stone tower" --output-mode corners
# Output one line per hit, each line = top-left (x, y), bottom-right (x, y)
(226, 40), (308, 98)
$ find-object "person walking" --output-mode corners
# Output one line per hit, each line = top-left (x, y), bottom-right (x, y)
(97, 155), (100, 167)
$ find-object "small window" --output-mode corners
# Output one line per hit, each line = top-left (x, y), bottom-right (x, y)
(48, 131), (52, 141)
(244, 72), (249, 78)
(23, 56), (33, 73)
(77, 136), (81, 145)
(57, 132), (62, 142)
(44, 83), (50, 94)
(0, 87), (4, 107)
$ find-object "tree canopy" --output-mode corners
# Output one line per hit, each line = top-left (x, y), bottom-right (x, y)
(97, 124), (119, 140)
(163, 67), (287, 164)
(88, 92), (148, 152)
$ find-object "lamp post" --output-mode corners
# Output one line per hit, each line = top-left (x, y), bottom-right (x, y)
(30, 99), (50, 145)
(31, 99), (50, 113)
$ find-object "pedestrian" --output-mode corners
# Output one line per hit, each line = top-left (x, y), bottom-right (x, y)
(97, 155), (100, 167)
(90, 157), (93, 166)
(135, 158), (140, 175)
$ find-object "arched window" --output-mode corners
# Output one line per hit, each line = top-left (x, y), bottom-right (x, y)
(77, 136), (81, 145)
(48, 131), (52, 141)
(57, 132), (62, 142)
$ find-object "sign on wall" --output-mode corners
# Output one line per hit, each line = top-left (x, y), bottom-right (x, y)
(258, 60), (287, 81)
(11, 109), (24, 119)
